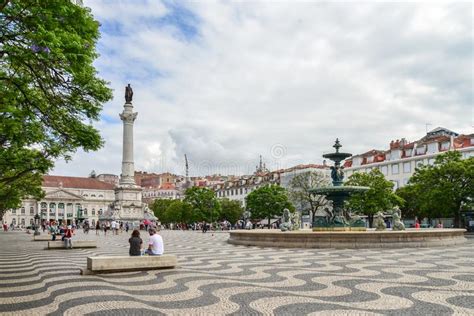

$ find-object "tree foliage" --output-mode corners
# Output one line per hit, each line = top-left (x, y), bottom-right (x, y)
(287, 171), (330, 218)
(219, 198), (243, 223)
(184, 187), (221, 223)
(163, 200), (192, 224)
(403, 151), (474, 227)
(245, 184), (294, 227)
(0, 0), (112, 218)
(151, 199), (174, 222)
(346, 169), (403, 227)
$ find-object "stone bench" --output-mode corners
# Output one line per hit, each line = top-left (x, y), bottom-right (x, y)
(46, 240), (97, 249)
(81, 255), (177, 275)
(33, 234), (60, 241)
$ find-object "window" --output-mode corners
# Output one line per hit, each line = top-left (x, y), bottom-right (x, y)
(240, 188), (243, 195)
(92, 210), (96, 216)
(403, 178), (409, 186)
(391, 164), (399, 174)
(83, 194), (88, 197)
(21, 218), (25, 226)
(83, 209), (88, 216)
(416, 146), (426, 155)
(380, 166), (388, 175)
(403, 162), (411, 173)
(91, 194), (96, 197)
(427, 143), (438, 154)
(390, 150), (401, 160)
(416, 161), (424, 169)
(12, 218), (16, 225)
(30, 207), (34, 215)
(99, 194), (103, 198)
(12, 209), (16, 214)
(21, 207), (25, 214)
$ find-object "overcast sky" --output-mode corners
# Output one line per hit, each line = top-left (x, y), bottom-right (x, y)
(53, 1), (473, 177)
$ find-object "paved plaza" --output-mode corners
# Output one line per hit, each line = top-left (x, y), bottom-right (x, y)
(0, 230), (473, 315)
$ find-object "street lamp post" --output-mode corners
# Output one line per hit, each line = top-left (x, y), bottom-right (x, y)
(33, 214), (40, 236)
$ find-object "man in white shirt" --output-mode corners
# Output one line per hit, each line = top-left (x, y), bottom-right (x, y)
(111, 220), (116, 231)
(145, 228), (164, 256)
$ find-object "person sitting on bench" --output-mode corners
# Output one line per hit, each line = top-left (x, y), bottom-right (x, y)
(63, 225), (73, 249)
(129, 229), (143, 256)
(144, 228), (163, 256)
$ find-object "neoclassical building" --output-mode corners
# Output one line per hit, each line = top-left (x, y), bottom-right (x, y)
(3, 175), (115, 228)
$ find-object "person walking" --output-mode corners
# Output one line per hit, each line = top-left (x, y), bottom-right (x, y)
(125, 222), (129, 233)
(129, 230), (143, 256)
(95, 221), (100, 235)
(111, 220), (117, 235)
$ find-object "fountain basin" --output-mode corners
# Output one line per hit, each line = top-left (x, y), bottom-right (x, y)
(309, 185), (369, 196)
(228, 229), (467, 249)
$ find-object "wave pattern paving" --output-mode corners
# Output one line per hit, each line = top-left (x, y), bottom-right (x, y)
(0, 231), (473, 315)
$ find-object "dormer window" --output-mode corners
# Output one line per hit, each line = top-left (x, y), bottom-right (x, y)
(416, 146), (426, 155)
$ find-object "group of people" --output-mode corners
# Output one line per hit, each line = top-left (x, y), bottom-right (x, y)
(47, 221), (74, 248)
(128, 228), (163, 256)
(91, 220), (135, 236)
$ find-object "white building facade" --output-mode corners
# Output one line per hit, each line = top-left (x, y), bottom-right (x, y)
(344, 128), (474, 189)
(2, 175), (115, 228)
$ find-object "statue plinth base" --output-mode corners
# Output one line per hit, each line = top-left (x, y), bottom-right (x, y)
(111, 185), (144, 221)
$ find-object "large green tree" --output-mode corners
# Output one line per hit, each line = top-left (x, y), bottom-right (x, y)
(0, 0), (112, 218)
(219, 198), (244, 223)
(162, 200), (192, 225)
(151, 199), (174, 222)
(245, 184), (294, 228)
(287, 171), (330, 222)
(184, 187), (221, 223)
(405, 151), (473, 228)
(396, 185), (426, 220)
(346, 169), (403, 228)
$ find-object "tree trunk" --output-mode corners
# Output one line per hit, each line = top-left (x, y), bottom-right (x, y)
(268, 217), (271, 229)
(454, 209), (461, 228)
(368, 214), (374, 228)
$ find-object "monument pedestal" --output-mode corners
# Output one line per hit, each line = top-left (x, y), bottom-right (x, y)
(113, 185), (143, 221)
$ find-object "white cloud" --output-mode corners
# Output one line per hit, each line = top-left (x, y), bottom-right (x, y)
(53, 1), (473, 177)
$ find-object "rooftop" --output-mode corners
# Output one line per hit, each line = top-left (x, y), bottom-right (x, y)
(43, 175), (115, 190)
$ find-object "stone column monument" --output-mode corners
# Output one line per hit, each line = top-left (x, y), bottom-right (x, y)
(111, 84), (144, 221)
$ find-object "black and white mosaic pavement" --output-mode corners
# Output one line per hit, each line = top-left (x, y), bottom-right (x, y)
(0, 230), (473, 315)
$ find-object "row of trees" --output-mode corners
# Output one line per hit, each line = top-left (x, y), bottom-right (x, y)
(396, 151), (473, 228)
(152, 151), (472, 229)
(151, 187), (244, 225)
(151, 185), (295, 227)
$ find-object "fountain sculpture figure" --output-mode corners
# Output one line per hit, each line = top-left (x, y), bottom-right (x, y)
(310, 139), (369, 231)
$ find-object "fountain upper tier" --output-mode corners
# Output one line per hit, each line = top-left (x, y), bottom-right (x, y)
(322, 151), (352, 162)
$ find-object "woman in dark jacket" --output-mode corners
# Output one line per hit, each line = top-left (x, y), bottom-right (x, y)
(129, 229), (143, 256)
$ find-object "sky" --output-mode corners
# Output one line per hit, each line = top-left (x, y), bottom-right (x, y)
(53, 0), (473, 178)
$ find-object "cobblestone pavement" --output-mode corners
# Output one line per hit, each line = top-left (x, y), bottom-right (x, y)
(0, 230), (473, 315)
